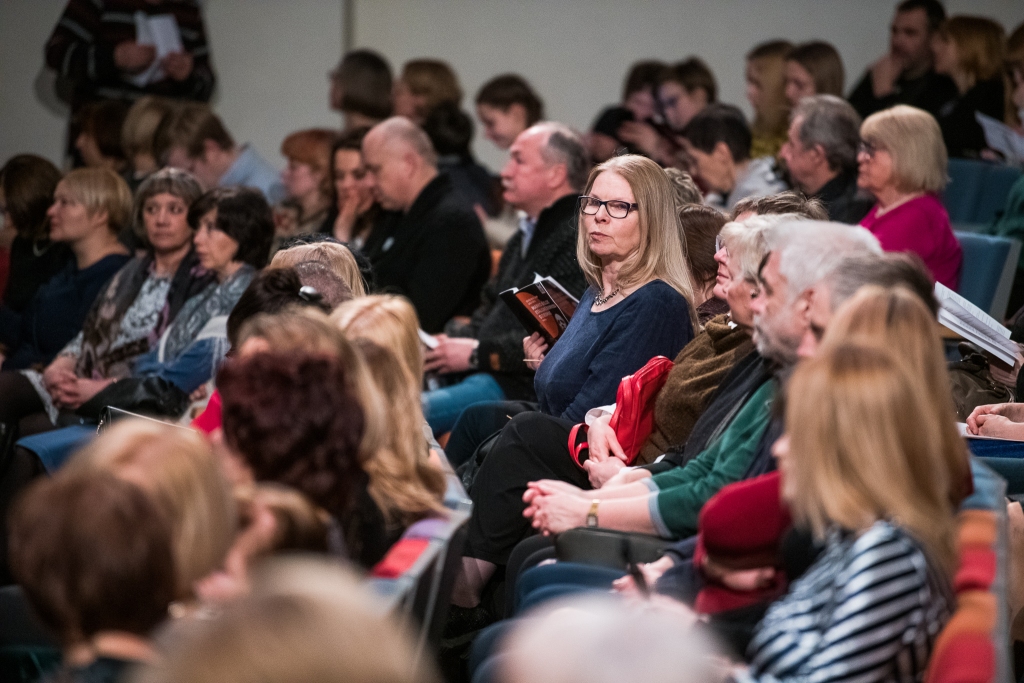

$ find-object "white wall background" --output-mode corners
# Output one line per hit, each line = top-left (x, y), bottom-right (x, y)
(2, 0), (1021, 174)
(0, 0), (343, 170)
(356, 0), (1023, 171)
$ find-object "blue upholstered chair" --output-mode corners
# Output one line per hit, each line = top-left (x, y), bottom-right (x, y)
(955, 232), (1021, 317)
(945, 160), (1023, 225)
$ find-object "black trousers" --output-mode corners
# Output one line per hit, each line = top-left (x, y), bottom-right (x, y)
(444, 400), (536, 469)
(464, 411), (590, 566)
(0, 371), (56, 437)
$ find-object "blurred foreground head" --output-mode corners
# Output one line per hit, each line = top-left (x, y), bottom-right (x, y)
(136, 557), (439, 683)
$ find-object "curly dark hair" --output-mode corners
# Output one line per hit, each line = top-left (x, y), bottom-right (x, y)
(218, 352), (365, 518)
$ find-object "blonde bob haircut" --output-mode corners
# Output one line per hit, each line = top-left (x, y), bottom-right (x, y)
(860, 105), (948, 194)
(938, 16), (1006, 83)
(237, 308), (388, 466)
(137, 558), (437, 683)
(270, 241), (367, 297)
(783, 343), (958, 576)
(821, 285), (970, 506)
(332, 294), (423, 379)
(121, 96), (176, 161)
(577, 155), (698, 326)
(66, 419), (237, 602)
(58, 167), (133, 236)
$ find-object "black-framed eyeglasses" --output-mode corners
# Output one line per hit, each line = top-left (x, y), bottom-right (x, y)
(858, 140), (879, 158)
(579, 195), (638, 219)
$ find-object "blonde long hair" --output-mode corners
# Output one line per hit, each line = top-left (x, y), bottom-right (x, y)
(577, 155), (697, 326)
(332, 296), (446, 524)
(68, 419), (237, 602)
(821, 285), (970, 505)
(784, 341), (959, 576)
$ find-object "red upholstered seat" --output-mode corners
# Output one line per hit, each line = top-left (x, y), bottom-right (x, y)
(371, 538), (431, 579)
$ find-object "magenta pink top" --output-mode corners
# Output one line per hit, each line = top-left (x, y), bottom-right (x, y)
(859, 193), (962, 289)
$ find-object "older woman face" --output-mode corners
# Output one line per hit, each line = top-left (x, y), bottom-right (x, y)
(583, 171), (641, 262)
(193, 208), (240, 278)
(47, 181), (104, 243)
(333, 148), (375, 215)
(855, 139), (895, 196)
(143, 192), (192, 255)
(715, 244), (757, 328)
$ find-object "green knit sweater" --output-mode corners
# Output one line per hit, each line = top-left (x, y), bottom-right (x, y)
(643, 381), (776, 538)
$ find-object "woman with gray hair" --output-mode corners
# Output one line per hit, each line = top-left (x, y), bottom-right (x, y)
(0, 168), (213, 438)
(857, 105), (962, 288)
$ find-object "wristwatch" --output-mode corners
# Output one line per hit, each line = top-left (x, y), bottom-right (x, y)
(468, 341), (480, 368)
(586, 500), (600, 527)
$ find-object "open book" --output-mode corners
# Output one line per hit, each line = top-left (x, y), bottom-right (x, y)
(500, 274), (579, 346)
(935, 283), (1019, 366)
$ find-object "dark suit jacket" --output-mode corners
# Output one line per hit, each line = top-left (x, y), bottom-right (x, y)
(363, 173), (491, 333)
(455, 193), (587, 400)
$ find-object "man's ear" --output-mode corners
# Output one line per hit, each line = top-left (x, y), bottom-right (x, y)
(202, 138), (222, 163)
(547, 162), (568, 190)
(798, 288), (815, 319)
(712, 141), (733, 163)
(810, 144), (829, 169)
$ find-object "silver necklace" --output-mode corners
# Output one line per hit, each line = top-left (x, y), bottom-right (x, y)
(594, 287), (620, 306)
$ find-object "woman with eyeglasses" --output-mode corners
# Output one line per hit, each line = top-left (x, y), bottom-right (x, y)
(857, 105), (962, 288)
(447, 155), (696, 618)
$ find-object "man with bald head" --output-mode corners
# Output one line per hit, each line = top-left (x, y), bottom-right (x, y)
(361, 116), (490, 332)
(422, 122), (590, 436)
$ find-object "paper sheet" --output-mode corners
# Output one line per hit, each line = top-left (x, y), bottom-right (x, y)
(127, 12), (183, 87)
(976, 112), (1024, 166)
(957, 421), (1024, 442)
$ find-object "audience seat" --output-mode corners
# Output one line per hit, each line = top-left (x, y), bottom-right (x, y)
(926, 460), (1012, 683)
(946, 160), (1023, 225)
(369, 489), (471, 662)
(954, 232), (1020, 318)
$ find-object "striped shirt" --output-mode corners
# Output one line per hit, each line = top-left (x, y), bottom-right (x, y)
(738, 521), (952, 683)
(44, 0), (215, 109)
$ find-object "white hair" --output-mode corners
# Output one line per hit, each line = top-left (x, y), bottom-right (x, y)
(719, 213), (799, 284)
(768, 220), (882, 301)
(499, 596), (726, 683)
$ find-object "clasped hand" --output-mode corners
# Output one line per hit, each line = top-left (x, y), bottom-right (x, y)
(966, 403), (1024, 440)
(522, 479), (590, 535)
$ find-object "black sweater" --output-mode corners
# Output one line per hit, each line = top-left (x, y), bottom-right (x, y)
(363, 174), (491, 333)
(452, 193), (587, 400)
(847, 69), (958, 121)
(935, 78), (1005, 160)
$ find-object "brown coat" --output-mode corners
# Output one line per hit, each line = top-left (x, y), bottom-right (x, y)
(637, 314), (754, 464)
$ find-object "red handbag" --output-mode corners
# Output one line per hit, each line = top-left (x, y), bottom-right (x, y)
(568, 355), (675, 469)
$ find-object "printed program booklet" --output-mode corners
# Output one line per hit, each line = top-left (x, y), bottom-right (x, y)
(499, 274), (579, 346)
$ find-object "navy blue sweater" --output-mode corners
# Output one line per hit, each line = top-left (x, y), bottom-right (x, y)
(534, 280), (693, 422)
(0, 253), (131, 370)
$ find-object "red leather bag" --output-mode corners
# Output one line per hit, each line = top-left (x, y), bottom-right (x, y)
(568, 355), (675, 469)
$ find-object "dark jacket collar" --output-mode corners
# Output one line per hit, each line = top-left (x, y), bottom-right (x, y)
(814, 167), (857, 203)
(528, 193), (579, 249)
(405, 172), (453, 220)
